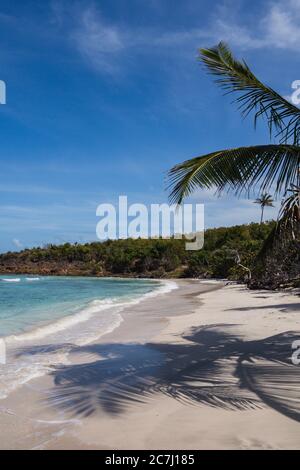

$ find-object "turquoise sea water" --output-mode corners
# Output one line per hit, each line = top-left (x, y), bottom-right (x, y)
(0, 275), (176, 399)
(0, 275), (159, 338)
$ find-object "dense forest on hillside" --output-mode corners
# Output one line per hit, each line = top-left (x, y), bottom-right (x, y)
(0, 221), (299, 289)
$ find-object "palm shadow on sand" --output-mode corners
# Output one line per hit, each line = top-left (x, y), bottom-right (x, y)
(16, 324), (300, 421)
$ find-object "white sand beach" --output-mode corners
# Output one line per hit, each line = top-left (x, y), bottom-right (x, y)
(0, 280), (300, 450)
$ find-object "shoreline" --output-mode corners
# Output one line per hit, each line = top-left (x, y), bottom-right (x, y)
(1, 277), (174, 343)
(0, 278), (177, 400)
(0, 279), (299, 449)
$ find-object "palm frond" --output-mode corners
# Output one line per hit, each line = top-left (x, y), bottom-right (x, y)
(277, 184), (300, 237)
(168, 144), (300, 204)
(199, 42), (300, 144)
(254, 193), (274, 207)
(256, 185), (300, 259)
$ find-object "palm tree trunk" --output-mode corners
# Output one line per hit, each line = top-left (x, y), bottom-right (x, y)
(260, 206), (264, 224)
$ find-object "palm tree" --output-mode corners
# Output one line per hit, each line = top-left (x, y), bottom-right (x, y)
(168, 43), (300, 238)
(254, 193), (274, 224)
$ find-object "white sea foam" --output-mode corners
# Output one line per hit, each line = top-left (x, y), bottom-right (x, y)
(5, 280), (177, 344)
(25, 277), (40, 281)
(5, 298), (119, 343)
(1, 278), (21, 282)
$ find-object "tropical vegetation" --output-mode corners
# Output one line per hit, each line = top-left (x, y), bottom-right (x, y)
(1, 221), (298, 288)
(168, 42), (300, 287)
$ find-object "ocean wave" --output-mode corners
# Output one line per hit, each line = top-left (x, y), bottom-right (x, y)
(0, 279), (178, 400)
(5, 297), (119, 343)
(146, 279), (178, 297)
(6, 279), (177, 344)
(1, 278), (21, 282)
(25, 277), (40, 281)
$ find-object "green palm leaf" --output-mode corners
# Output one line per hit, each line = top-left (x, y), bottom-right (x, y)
(168, 144), (300, 204)
(278, 184), (300, 235)
(200, 42), (300, 143)
(254, 193), (274, 208)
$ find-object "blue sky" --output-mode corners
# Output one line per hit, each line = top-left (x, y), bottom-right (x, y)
(1, 0), (300, 252)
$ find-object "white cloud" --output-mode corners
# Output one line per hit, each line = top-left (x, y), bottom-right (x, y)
(12, 238), (23, 248)
(262, 0), (300, 49)
(179, 0), (300, 51)
(65, 0), (300, 76)
(71, 6), (126, 74)
(205, 196), (280, 228)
